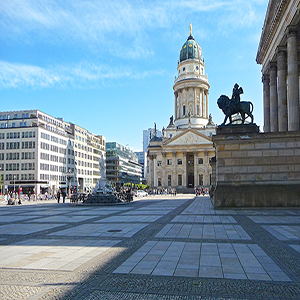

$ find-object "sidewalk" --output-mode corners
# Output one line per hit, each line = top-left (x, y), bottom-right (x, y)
(0, 195), (299, 299)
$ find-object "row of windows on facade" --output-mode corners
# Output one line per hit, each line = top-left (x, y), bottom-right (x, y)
(178, 65), (203, 74)
(40, 114), (63, 128)
(75, 151), (93, 160)
(75, 143), (95, 152)
(40, 174), (66, 181)
(40, 166), (75, 174)
(39, 151), (95, 169)
(0, 113), (62, 125)
(5, 174), (35, 181)
(40, 153), (66, 164)
(181, 105), (204, 116)
(75, 129), (103, 145)
(40, 164), (67, 173)
(0, 121), (28, 128)
(0, 152), (35, 161)
(0, 131), (36, 139)
(77, 160), (93, 168)
(40, 142), (66, 154)
(41, 124), (65, 136)
(77, 169), (94, 176)
(0, 113), (30, 120)
(157, 158), (204, 166)
(157, 174), (205, 187)
(0, 141), (36, 150)
(5, 163), (35, 171)
(41, 132), (67, 145)
(75, 128), (105, 146)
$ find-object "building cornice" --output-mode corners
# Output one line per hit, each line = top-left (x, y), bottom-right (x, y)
(257, 0), (300, 67)
(257, 0), (288, 64)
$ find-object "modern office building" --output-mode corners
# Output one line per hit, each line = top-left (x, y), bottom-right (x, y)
(135, 151), (147, 183)
(106, 142), (142, 185)
(0, 109), (105, 195)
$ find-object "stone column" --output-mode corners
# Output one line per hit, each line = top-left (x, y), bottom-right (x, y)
(262, 74), (270, 132)
(199, 88), (203, 117)
(205, 92), (209, 119)
(193, 151), (197, 187)
(153, 155), (157, 187)
(269, 62), (278, 132)
(174, 92), (178, 119)
(202, 90), (205, 117)
(193, 88), (197, 116)
(172, 152), (176, 186)
(149, 155), (154, 188)
(287, 27), (299, 131)
(277, 47), (288, 132)
(183, 151), (187, 187)
(162, 152), (166, 188)
(204, 151), (209, 185)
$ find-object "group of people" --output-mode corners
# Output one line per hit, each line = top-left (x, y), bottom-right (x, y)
(56, 189), (67, 203)
(5, 192), (22, 205)
(149, 188), (177, 196)
(194, 187), (208, 196)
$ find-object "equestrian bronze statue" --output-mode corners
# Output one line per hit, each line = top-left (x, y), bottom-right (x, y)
(217, 83), (254, 126)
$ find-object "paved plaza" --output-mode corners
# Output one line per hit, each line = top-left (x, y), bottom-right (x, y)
(0, 195), (300, 299)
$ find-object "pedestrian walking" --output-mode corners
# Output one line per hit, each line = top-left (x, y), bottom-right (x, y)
(62, 190), (66, 203)
(57, 189), (61, 203)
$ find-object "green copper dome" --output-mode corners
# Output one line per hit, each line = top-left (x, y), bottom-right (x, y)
(179, 34), (203, 63)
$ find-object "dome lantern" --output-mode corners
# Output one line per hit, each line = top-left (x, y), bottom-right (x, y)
(179, 23), (203, 63)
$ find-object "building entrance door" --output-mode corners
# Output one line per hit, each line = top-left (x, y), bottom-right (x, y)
(188, 172), (194, 188)
(186, 153), (194, 188)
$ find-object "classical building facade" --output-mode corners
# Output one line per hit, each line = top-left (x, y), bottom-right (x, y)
(147, 25), (216, 190)
(256, 0), (300, 133)
(209, 0), (300, 207)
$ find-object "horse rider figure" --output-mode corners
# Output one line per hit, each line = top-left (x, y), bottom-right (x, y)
(227, 83), (243, 112)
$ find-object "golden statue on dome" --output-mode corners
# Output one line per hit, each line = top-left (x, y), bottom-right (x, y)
(190, 23), (192, 36)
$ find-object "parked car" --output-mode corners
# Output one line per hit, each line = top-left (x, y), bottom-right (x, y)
(134, 190), (148, 197)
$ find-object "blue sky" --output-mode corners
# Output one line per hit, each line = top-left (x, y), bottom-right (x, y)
(0, 0), (268, 151)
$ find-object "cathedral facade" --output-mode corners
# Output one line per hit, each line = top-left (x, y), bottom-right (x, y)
(147, 26), (216, 191)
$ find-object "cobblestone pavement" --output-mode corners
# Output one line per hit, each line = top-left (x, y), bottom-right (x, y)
(0, 195), (300, 299)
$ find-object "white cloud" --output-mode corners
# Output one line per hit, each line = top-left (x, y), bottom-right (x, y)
(0, 61), (62, 88)
(0, 60), (166, 89)
(0, 0), (267, 50)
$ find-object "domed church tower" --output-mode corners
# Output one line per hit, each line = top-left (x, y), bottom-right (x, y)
(147, 24), (215, 191)
(173, 24), (210, 129)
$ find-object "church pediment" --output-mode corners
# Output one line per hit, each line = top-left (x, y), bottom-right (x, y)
(164, 129), (212, 146)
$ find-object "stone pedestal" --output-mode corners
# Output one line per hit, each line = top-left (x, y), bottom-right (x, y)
(211, 125), (300, 207)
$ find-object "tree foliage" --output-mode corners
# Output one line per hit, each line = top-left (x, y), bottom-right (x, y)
(124, 183), (149, 190)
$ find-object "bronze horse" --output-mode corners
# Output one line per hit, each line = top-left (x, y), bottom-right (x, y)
(217, 95), (254, 126)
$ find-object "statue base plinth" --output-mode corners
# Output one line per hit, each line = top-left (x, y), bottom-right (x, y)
(216, 124), (259, 135)
(83, 194), (122, 205)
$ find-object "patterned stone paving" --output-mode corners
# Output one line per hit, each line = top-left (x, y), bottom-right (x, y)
(0, 195), (300, 300)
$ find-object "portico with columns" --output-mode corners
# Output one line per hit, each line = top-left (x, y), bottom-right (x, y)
(256, 0), (300, 133)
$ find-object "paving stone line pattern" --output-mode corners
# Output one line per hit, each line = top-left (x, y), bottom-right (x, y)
(0, 195), (300, 299)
